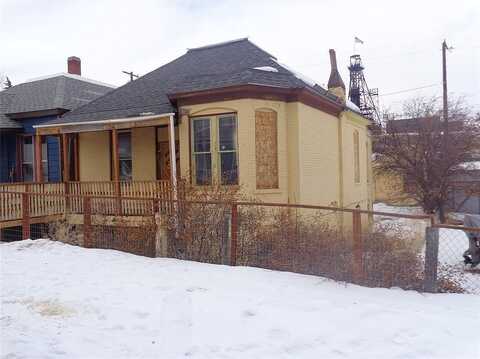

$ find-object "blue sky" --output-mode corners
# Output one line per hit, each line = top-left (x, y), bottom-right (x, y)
(1, 0), (479, 114)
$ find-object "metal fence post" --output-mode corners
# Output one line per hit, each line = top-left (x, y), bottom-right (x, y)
(22, 193), (30, 240)
(352, 209), (363, 283)
(83, 196), (92, 248)
(230, 202), (238, 266)
(424, 226), (439, 293)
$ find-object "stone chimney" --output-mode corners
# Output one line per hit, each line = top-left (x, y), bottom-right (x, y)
(67, 56), (81, 76)
(327, 49), (345, 102)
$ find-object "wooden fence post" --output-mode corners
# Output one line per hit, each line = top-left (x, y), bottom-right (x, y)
(424, 226), (439, 293)
(352, 209), (363, 283)
(230, 203), (238, 266)
(22, 193), (30, 240)
(83, 196), (92, 248)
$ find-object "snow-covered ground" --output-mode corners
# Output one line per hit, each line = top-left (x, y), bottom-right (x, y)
(1, 240), (479, 359)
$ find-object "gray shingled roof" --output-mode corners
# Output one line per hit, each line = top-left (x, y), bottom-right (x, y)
(0, 93), (21, 129)
(46, 38), (342, 125)
(0, 74), (114, 129)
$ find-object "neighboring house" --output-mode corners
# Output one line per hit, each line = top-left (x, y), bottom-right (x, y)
(35, 39), (373, 210)
(0, 57), (114, 183)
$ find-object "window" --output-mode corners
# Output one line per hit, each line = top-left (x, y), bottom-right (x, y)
(22, 136), (34, 182)
(192, 118), (212, 185)
(118, 131), (132, 180)
(191, 114), (238, 185)
(353, 130), (360, 183)
(218, 115), (238, 185)
(22, 136), (49, 182)
(255, 110), (278, 189)
(41, 137), (48, 182)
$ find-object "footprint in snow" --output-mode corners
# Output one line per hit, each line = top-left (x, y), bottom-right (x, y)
(186, 286), (208, 293)
(243, 309), (256, 317)
(134, 311), (149, 319)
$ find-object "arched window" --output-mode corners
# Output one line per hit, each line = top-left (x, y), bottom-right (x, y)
(353, 130), (360, 183)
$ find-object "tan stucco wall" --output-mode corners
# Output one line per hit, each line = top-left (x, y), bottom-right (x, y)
(340, 111), (373, 210)
(179, 99), (289, 203)
(79, 131), (111, 181)
(296, 102), (340, 206)
(179, 100), (373, 210)
(132, 127), (156, 180)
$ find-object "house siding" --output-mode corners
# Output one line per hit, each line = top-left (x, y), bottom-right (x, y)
(79, 131), (111, 181)
(132, 127), (156, 181)
(0, 132), (17, 182)
(0, 115), (61, 182)
(340, 112), (373, 210)
(297, 102), (340, 206)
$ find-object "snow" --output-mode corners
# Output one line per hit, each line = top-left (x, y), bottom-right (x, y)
(373, 202), (427, 240)
(458, 161), (480, 170)
(271, 58), (318, 87)
(253, 66), (279, 72)
(24, 73), (116, 88)
(346, 99), (361, 112)
(2, 239), (479, 359)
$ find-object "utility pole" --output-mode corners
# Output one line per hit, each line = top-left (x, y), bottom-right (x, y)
(122, 70), (139, 82)
(442, 40), (449, 139)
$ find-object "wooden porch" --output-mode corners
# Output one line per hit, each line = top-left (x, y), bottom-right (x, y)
(0, 180), (180, 228)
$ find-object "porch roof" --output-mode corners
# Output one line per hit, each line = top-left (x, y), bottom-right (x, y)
(33, 112), (175, 135)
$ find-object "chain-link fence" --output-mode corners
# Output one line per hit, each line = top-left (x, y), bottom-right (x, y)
(2, 190), (479, 294)
(433, 225), (480, 294)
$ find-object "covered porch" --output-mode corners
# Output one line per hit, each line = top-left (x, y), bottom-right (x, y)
(0, 113), (183, 226)
(32, 112), (179, 186)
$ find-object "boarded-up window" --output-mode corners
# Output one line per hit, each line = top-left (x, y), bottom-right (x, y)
(255, 110), (278, 189)
(354, 130), (360, 183)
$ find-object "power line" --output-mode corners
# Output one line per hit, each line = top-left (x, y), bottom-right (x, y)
(379, 84), (441, 97)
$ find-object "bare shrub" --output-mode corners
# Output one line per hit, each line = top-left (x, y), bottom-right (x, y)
(238, 206), (430, 290)
(167, 184), (244, 264)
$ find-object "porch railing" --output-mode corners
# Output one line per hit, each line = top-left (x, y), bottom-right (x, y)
(0, 180), (181, 222)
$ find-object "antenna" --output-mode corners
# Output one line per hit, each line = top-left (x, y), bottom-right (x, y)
(122, 70), (139, 82)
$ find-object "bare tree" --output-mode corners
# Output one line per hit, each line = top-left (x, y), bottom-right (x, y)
(374, 96), (480, 222)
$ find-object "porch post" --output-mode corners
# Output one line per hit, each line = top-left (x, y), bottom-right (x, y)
(168, 115), (178, 201)
(111, 129), (120, 183)
(34, 133), (43, 182)
(61, 133), (69, 182)
(111, 128), (121, 214)
(61, 133), (70, 212)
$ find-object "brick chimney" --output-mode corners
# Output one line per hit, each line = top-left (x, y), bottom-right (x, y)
(327, 49), (345, 102)
(67, 56), (81, 76)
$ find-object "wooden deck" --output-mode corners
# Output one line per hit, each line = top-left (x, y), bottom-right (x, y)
(0, 180), (179, 228)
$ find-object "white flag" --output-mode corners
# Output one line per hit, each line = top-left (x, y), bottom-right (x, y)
(354, 37), (364, 44)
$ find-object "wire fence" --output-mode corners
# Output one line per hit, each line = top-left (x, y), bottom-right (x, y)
(1, 191), (479, 294)
(433, 225), (480, 294)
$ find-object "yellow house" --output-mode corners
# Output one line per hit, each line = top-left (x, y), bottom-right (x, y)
(34, 39), (373, 211)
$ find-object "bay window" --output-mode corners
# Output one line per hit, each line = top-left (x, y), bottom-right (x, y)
(191, 114), (238, 185)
